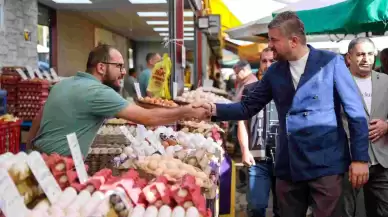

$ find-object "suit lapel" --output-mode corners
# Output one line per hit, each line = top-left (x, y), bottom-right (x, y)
(295, 46), (321, 91)
(351, 76), (369, 117)
(371, 71), (381, 116)
(283, 62), (296, 95)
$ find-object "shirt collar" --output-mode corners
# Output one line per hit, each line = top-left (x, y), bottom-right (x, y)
(76, 72), (101, 82)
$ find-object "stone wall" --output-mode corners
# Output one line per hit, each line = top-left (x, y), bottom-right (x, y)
(0, 0), (38, 68)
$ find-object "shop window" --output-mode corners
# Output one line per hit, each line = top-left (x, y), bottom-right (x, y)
(37, 4), (53, 72)
(0, 0), (4, 31)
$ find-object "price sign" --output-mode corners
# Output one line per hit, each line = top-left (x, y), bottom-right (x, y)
(120, 126), (136, 144)
(0, 169), (27, 217)
(34, 69), (44, 79)
(134, 82), (142, 99)
(182, 45), (186, 69)
(203, 79), (214, 91)
(173, 82), (178, 99)
(26, 65), (36, 79)
(15, 68), (28, 80)
(27, 151), (62, 204)
(50, 68), (60, 81)
(66, 133), (88, 184)
(43, 71), (53, 81)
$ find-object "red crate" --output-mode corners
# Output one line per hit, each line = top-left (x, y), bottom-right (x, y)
(0, 119), (22, 154)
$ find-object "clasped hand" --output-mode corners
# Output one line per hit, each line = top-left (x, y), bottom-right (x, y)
(185, 102), (213, 121)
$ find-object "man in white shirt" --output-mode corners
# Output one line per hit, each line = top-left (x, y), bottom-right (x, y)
(342, 37), (388, 217)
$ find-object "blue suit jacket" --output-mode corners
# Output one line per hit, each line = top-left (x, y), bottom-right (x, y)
(214, 46), (369, 181)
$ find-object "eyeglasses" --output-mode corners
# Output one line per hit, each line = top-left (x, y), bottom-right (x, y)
(102, 62), (125, 71)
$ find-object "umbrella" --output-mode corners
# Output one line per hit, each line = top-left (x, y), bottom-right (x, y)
(286, 0), (388, 35)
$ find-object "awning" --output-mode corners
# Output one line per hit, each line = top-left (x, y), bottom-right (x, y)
(225, 16), (272, 42)
(283, 0), (388, 35)
(238, 43), (268, 62)
(206, 0), (242, 32)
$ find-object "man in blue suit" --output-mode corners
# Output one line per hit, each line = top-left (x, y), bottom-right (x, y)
(197, 11), (370, 217)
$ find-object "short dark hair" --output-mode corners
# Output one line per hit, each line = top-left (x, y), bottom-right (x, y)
(86, 44), (114, 72)
(260, 47), (273, 59)
(146, 53), (158, 63)
(268, 11), (306, 44)
(380, 48), (388, 58)
(348, 37), (375, 52)
(128, 68), (136, 76)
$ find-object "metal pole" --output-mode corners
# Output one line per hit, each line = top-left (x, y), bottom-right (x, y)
(168, 0), (176, 96)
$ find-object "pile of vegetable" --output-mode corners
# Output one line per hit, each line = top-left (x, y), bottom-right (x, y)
(42, 153), (89, 190)
(139, 97), (179, 108)
(174, 88), (230, 104)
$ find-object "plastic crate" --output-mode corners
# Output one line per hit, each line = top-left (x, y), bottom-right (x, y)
(0, 119), (22, 154)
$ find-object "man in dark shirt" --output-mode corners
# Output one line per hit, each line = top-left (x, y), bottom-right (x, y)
(237, 49), (279, 217)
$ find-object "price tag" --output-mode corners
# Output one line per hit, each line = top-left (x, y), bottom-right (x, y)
(203, 79), (214, 91)
(134, 82), (142, 99)
(0, 169), (27, 217)
(43, 71), (53, 81)
(66, 133), (88, 184)
(173, 82), (178, 99)
(15, 68), (28, 80)
(182, 46), (186, 69)
(26, 65), (36, 79)
(34, 69), (44, 79)
(50, 68), (60, 81)
(120, 126), (136, 144)
(27, 151), (62, 204)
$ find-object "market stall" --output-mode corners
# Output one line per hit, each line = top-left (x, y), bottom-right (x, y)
(0, 85), (235, 217)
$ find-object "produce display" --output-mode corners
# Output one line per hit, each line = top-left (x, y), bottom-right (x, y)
(16, 79), (50, 120)
(138, 97), (179, 108)
(174, 88), (231, 104)
(1, 68), (22, 114)
(42, 153), (89, 190)
(105, 118), (134, 125)
(112, 125), (223, 159)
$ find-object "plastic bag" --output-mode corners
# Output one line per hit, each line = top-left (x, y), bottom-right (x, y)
(147, 53), (172, 99)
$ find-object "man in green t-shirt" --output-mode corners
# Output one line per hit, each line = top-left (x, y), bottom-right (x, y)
(29, 44), (208, 157)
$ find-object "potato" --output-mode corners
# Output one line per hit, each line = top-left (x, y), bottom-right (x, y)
(147, 160), (158, 170)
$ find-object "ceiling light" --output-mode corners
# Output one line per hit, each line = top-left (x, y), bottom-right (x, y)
(52, 0), (92, 3)
(129, 0), (166, 3)
(184, 37), (194, 41)
(184, 33), (194, 36)
(184, 11), (194, 17)
(147, 21), (168, 25)
(137, 12), (167, 17)
(184, 21), (194, 25)
(159, 33), (169, 36)
(154, 27), (169, 31)
(184, 27), (194, 31)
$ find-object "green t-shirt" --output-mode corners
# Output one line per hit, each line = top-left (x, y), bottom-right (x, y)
(33, 72), (129, 157)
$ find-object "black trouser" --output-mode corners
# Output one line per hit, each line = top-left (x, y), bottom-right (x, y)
(276, 175), (343, 217)
(342, 172), (366, 217)
(364, 164), (388, 217)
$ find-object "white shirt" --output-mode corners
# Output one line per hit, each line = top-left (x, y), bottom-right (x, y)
(289, 51), (310, 89)
(353, 75), (372, 114)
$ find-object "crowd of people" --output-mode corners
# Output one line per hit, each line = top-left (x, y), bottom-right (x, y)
(24, 9), (388, 217)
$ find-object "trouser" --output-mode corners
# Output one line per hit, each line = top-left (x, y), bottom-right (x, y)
(276, 174), (343, 217)
(364, 164), (388, 217)
(246, 160), (279, 217)
(342, 172), (365, 217)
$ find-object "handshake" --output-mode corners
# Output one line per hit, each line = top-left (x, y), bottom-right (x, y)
(183, 102), (215, 121)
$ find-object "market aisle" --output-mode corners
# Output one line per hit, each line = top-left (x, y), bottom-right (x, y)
(234, 163), (276, 217)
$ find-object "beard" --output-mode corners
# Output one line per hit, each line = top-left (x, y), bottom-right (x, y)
(102, 68), (121, 93)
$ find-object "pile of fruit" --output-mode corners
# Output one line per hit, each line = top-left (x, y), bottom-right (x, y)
(139, 97), (179, 108)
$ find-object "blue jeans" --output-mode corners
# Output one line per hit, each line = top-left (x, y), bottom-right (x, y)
(247, 161), (280, 217)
